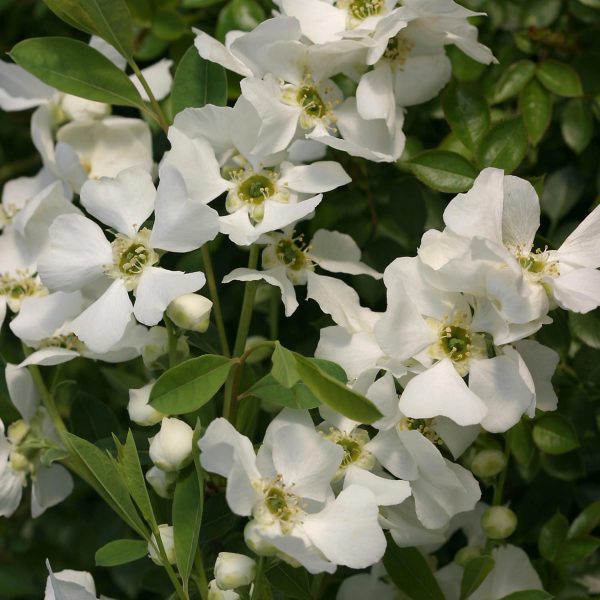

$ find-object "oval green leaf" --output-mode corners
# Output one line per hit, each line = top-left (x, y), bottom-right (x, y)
(538, 512), (569, 561)
(478, 117), (527, 173)
(536, 60), (583, 98)
(532, 414), (579, 455)
(247, 374), (321, 410)
(499, 592), (553, 600)
(408, 150), (477, 193)
(442, 83), (490, 152)
(492, 60), (536, 104)
(561, 98), (594, 154)
(519, 79), (552, 146)
(149, 354), (234, 414)
(10, 37), (144, 109)
(568, 500), (600, 539)
(95, 539), (148, 567)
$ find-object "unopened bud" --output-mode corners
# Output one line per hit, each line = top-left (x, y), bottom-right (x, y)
(214, 552), (257, 590)
(128, 382), (165, 426)
(10, 451), (30, 472)
(244, 521), (278, 557)
(244, 336), (273, 364)
(471, 450), (506, 478)
(148, 524), (176, 565)
(167, 294), (212, 333)
(146, 466), (177, 499)
(149, 418), (193, 472)
(481, 506), (517, 540)
(454, 546), (483, 567)
(7, 420), (30, 445)
(208, 580), (240, 600)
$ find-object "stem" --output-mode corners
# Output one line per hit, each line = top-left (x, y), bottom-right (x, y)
(164, 316), (179, 369)
(193, 552), (209, 600)
(250, 557), (265, 600)
(269, 285), (280, 340)
(201, 244), (231, 357)
(128, 59), (170, 133)
(223, 245), (260, 422)
(151, 525), (188, 600)
(310, 573), (326, 599)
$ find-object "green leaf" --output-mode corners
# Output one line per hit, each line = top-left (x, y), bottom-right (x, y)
(569, 501), (600, 538)
(519, 79), (552, 145)
(125, 0), (153, 26)
(460, 555), (495, 600)
(540, 167), (584, 224)
(442, 83), (490, 152)
(152, 8), (189, 41)
(247, 374), (321, 410)
(538, 513), (569, 561)
(40, 447), (70, 467)
(10, 38), (144, 109)
(173, 465), (203, 586)
(171, 46), (228, 117)
(556, 536), (600, 566)
(498, 592), (554, 600)
(271, 343), (301, 388)
(44, 0), (134, 59)
(570, 310), (600, 349)
(149, 354), (234, 414)
(215, 0), (266, 42)
(540, 451), (585, 481)
(492, 60), (536, 104)
(267, 563), (311, 599)
(561, 99), (595, 153)
(533, 414), (579, 455)
(408, 150), (478, 193)
(521, 0), (562, 27)
(447, 45), (487, 82)
(294, 354), (382, 424)
(70, 392), (122, 442)
(478, 117), (528, 173)
(508, 421), (536, 466)
(536, 60), (584, 97)
(95, 539), (148, 567)
(383, 539), (445, 600)
(66, 433), (148, 538)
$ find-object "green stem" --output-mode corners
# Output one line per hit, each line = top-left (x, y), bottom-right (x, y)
(193, 552), (209, 600)
(150, 525), (188, 600)
(164, 316), (179, 369)
(201, 244), (231, 357)
(128, 59), (170, 133)
(269, 285), (280, 340)
(250, 557), (266, 600)
(310, 573), (326, 599)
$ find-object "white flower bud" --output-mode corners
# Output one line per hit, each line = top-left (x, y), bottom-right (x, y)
(243, 336), (273, 364)
(471, 449), (506, 478)
(244, 521), (278, 557)
(208, 580), (240, 600)
(481, 506), (517, 540)
(167, 294), (213, 333)
(148, 524), (176, 566)
(146, 466), (178, 499)
(214, 552), (257, 590)
(149, 418), (193, 472)
(128, 382), (165, 426)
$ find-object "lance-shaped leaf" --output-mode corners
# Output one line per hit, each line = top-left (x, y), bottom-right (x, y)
(95, 539), (148, 566)
(408, 151), (478, 193)
(10, 38), (145, 109)
(460, 556), (495, 599)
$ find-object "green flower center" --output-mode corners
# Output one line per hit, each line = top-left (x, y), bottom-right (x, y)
(440, 326), (472, 362)
(0, 274), (44, 302)
(119, 243), (152, 275)
(297, 86), (328, 119)
(348, 0), (384, 20)
(238, 174), (275, 205)
(39, 333), (84, 352)
(276, 239), (307, 271)
(264, 485), (297, 522)
(518, 255), (547, 274)
(384, 34), (415, 64)
(338, 437), (363, 466)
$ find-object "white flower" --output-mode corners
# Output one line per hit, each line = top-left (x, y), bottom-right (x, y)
(146, 466), (178, 499)
(44, 560), (116, 600)
(224, 228), (381, 315)
(208, 580), (240, 600)
(149, 418), (194, 472)
(128, 382), (165, 426)
(149, 524), (176, 565)
(199, 410), (386, 573)
(167, 293), (213, 332)
(0, 365), (73, 518)
(37, 165), (219, 353)
(214, 552), (257, 590)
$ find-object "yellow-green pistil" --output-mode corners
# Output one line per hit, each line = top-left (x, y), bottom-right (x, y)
(238, 174), (275, 205)
(297, 86), (328, 120)
(440, 325), (472, 362)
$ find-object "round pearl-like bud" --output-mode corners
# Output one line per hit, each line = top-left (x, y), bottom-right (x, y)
(149, 418), (193, 472)
(148, 524), (176, 565)
(481, 506), (517, 540)
(471, 449), (507, 478)
(128, 382), (165, 426)
(167, 294), (213, 333)
(146, 466), (178, 499)
(207, 580), (240, 600)
(214, 552), (257, 590)
(454, 546), (483, 567)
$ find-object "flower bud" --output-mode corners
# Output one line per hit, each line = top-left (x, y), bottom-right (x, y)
(148, 524), (176, 566)
(7, 420), (30, 445)
(481, 506), (517, 540)
(149, 418), (193, 472)
(146, 466), (178, 499)
(208, 580), (240, 600)
(128, 382), (165, 426)
(167, 294), (213, 333)
(10, 450), (30, 472)
(243, 336), (273, 364)
(214, 552), (257, 590)
(244, 521), (278, 557)
(454, 546), (483, 567)
(471, 449), (506, 478)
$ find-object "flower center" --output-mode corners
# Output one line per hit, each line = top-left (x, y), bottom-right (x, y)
(0, 272), (47, 312)
(338, 0), (385, 20)
(440, 325), (472, 362)
(384, 33), (415, 65)
(39, 333), (85, 352)
(276, 239), (308, 271)
(238, 174), (275, 205)
(397, 416), (442, 445)
(324, 427), (374, 478)
(513, 247), (559, 282)
(297, 85), (328, 120)
(0, 203), (19, 230)
(255, 475), (302, 532)
(107, 229), (158, 289)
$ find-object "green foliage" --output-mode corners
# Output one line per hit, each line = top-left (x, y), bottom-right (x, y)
(95, 539), (148, 567)
(459, 555), (495, 599)
(408, 150), (478, 193)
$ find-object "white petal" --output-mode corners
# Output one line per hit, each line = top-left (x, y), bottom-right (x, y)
(280, 162), (350, 194)
(151, 165), (220, 252)
(310, 230), (381, 278)
(279, 0), (347, 44)
(399, 359), (488, 426)
(193, 28), (253, 77)
(366, 429), (419, 480)
(134, 267), (205, 325)
(54, 141), (87, 193)
(513, 340), (559, 412)
(393, 53), (452, 107)
(172, 105), (233, 157)
(70, 279), (133, 354)
(80, 167), (156, 237)
(0, 60), (53, 110)
(343, 466), (411, 506)
(337, 573), (397, 600)
(551, 267), (600, 313)
(434, 417), (479, 459)
(469, 355), (534, 433)
(253, 195), (323, 240)
(382, 500), (447, 548)
(31, 463), (73, 518)
(18, 348), (80, 367)
(131, 58), (173, 102)
(356, 64), (396, 126)
(303, 485), (386, 569)
(223, 266), (299, 317)
(556, 205), (600, 268)
(45, 562), (97, 600)
(5, 364), (39, 421)
(502, 175), (540, 252)
(38, 214), (112, 291)
(0, 298), (5, 328)
(0, 470), (24, 518)
(443, 167), (505, 245)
